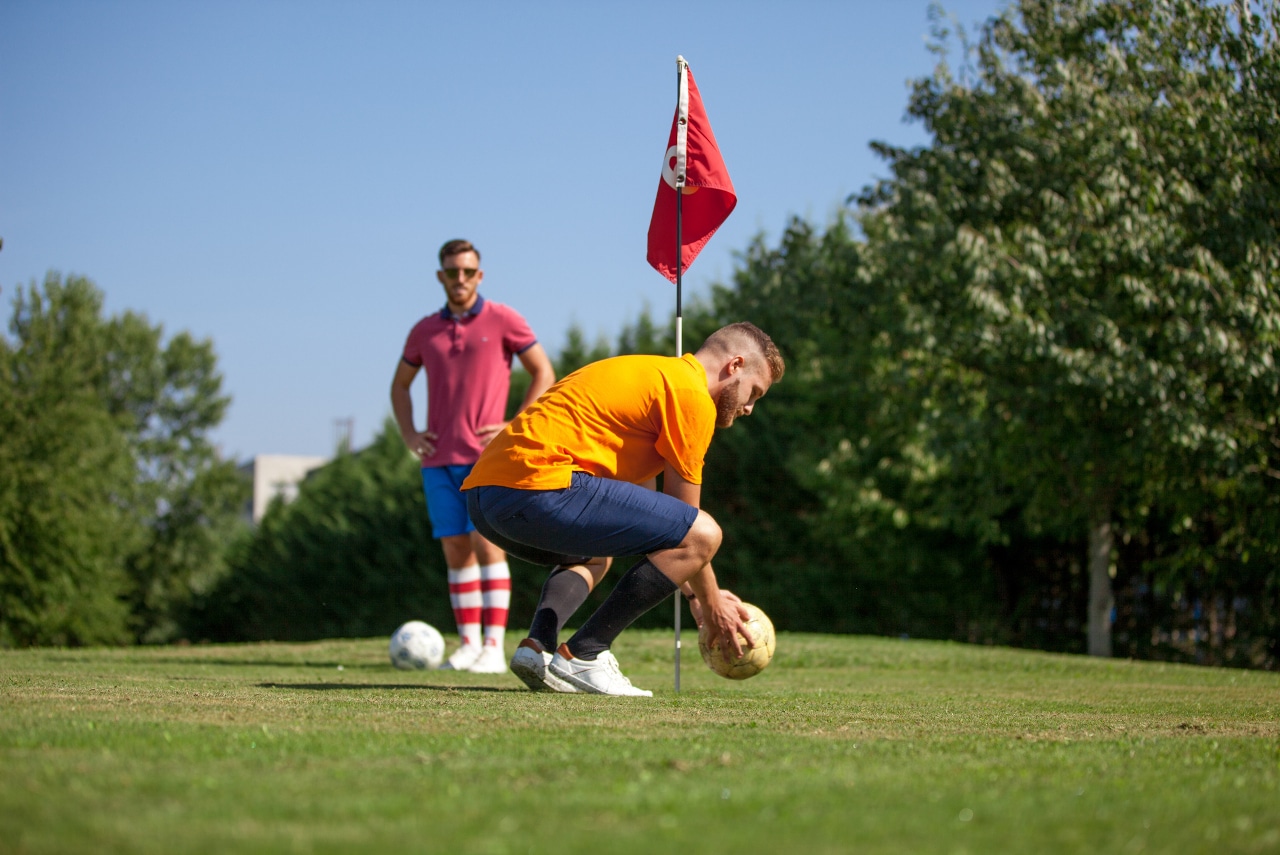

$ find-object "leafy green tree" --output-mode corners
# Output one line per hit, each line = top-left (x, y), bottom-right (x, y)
(105, 306), (248, 642)
(0, 276), (139, 645)
(615, 305), (665, 356)
(188, 420), (446, 641)
(0, 273), (245, 646)
(556, 322), (613, 375)
(858, 0), (1280, 655)
(681, 219), (1005, 637)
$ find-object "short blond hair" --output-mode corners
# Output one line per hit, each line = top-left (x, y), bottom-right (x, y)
(699, 322), (784, 382)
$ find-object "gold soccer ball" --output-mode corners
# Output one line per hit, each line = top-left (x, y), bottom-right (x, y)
(698, 602), (776, 680)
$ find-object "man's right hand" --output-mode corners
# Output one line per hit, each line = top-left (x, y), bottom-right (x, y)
(702, 590), (755, 660)
(402, 430), (439, 461)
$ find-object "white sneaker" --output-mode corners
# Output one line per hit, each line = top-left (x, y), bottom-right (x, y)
(439, 643), (482, 671)
(468, 644), (509, 674)
(549, 645), (653, 697)
(509, 639), (578, 693)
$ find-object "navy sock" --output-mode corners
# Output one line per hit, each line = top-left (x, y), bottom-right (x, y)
(527, 567), (591, 652)
(565, 559), (676, 660)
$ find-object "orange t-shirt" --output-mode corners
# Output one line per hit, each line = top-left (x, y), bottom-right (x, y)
(461, 353), (715, 490)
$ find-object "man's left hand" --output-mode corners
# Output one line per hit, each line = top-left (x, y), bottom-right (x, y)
(688, 588), (742, 629)
(476, 422), (509, 446)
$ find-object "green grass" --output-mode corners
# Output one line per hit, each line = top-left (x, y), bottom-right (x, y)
(2, 631), (1278, 854)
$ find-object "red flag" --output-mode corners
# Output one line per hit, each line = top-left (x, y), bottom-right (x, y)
(646, 58), (737, 283)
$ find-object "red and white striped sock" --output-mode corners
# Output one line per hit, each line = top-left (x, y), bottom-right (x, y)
(447, 564), (482, 648)
(480, 561), (511, 649)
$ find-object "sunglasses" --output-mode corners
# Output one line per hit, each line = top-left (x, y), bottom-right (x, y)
(441, 267), (479, 281)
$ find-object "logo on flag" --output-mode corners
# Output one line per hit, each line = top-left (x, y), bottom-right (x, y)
(646, 57), (737, 283)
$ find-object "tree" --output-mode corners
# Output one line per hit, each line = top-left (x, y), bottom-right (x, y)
(104, 310), (247, 642)
(555, 322), (613, 375)
(614, 305), (664, 356)
(859, 0), (1280, 655)
(188, 420), (446, 641)
(682, 218), (1006, 638)
(0, 276), (140, 645)
(0, 273), (245, 646)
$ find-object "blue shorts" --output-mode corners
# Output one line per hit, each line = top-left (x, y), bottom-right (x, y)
(422, 465), (477, 539)
(466, 471), (699, 567)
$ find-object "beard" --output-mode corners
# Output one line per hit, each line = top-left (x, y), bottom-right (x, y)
(714, 377), (741, 428)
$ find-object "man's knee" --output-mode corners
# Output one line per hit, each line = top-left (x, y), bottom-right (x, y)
(682, 511), (722, 562)
(440, 534), (475, 568)
(563, 556), (611, 591)
(472, 531), (505, 564)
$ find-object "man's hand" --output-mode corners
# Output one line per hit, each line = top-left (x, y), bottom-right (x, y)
(402, 430), (439, 461)
(476, 422), (509, 447)
(687, 587), (741, 629)
(700, 590), (755, 659)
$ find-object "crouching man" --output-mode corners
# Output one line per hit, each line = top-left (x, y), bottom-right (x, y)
(462, 322), (785, 695)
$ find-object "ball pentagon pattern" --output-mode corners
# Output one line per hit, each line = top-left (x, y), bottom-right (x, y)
(389, 621), (445, 670)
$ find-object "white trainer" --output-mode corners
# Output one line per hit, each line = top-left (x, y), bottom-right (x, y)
(439, 643), (483, 671)
(468, 644), (509, 674)
(548, 645), (653, 697)
(509, 639), (578, 693)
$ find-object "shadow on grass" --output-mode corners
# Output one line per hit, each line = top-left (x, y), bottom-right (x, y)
(258, 682), (522, 693)
(178, 660), (390, 670)
(41, 655), (390, 670)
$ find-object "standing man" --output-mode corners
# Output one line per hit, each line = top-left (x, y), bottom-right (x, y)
(462, 322), (784, 695)
(392, 239), (555, 673)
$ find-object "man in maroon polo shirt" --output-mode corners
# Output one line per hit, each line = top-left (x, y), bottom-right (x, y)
(391, 239), (555, 673)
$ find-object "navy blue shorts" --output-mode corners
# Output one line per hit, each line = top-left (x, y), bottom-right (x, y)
(466, 471), (699, 568)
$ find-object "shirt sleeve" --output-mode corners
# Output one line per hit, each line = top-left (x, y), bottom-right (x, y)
(401, 324), (423, 367)
(653, 384), (715, 484)
(500, 306), (538, 360)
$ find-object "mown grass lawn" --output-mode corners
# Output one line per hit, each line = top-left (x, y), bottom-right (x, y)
(2, 630), (1277, 854)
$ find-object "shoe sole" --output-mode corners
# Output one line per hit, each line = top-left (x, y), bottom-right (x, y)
(511, 652), (577, 693)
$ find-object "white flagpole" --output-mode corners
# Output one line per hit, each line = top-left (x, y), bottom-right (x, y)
(673, 55), (689, 693)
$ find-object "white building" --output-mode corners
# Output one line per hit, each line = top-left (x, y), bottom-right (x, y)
(238, 454), (329, 523)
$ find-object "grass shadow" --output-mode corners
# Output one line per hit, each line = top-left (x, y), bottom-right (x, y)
(257, 682), (520, 693)
(40, 654), (388, 670)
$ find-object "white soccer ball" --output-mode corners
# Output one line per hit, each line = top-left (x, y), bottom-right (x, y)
(389, 621), (445, 670)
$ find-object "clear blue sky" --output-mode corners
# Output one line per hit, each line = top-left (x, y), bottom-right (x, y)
(1, 0), (1007, 461)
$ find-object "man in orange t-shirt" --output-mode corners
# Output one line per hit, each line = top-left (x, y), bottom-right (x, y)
(462, 322), (785, 696)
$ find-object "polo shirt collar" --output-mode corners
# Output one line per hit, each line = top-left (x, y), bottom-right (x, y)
(439, 294), (486, 321)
